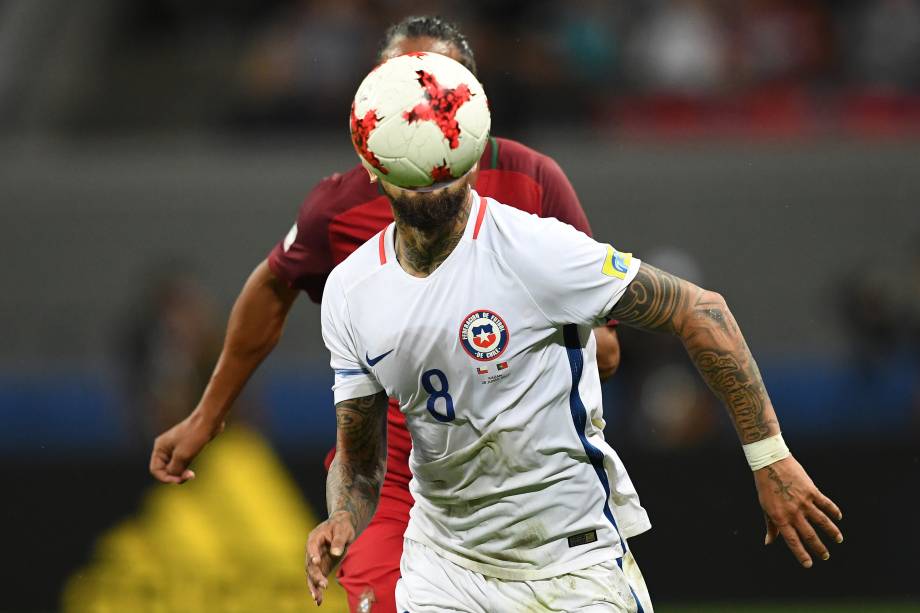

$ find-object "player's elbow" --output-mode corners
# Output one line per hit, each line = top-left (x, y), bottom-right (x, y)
(679, 288), (732, 338)
(701, 289), (728, 310)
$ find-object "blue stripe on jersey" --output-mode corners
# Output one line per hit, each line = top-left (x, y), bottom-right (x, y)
(617, 557), (646, 613)
(562, 324), (626, 553)
(335, 368), (370, 375)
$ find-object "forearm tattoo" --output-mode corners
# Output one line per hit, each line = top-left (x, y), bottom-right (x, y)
(609, 264), (779, 443)
(327, 392), (388, 534)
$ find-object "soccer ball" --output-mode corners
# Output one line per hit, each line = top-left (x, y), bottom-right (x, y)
(350, 52), (491, 189)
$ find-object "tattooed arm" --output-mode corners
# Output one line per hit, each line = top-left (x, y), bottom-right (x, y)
(609, 263), (778, 443)
(610, 263), (843, 568)
(327, 392), (389, 528)
(306, 391), (388, 605)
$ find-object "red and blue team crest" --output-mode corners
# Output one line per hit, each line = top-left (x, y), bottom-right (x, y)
(459, 309), (509, 361)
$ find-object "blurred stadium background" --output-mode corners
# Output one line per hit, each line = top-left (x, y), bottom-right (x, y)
(2, 0), (919, 611)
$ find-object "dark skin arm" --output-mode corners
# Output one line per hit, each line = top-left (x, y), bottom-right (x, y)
(149, 259), (298, 483)
(609, 263), (843, 568)
(306, 391), (388, 605)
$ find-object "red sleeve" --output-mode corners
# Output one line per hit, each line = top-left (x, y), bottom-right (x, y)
(537, 155), (593, 237)
(267, 176), (342, 304)
(323, 446), (336, 471)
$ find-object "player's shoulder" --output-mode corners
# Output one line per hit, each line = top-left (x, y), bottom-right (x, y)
(324, 223), (390, 298)
(479, 195), (577, 245)
(491, 136), (557, 175)
(297, 164), (379, 222)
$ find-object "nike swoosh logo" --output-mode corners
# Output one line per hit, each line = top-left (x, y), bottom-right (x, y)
(366, 349), (394, 367)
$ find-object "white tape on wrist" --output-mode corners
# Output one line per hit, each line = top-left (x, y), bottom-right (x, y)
(742, 433), (791, 471)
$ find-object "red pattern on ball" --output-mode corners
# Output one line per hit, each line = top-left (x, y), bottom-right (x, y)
(402, 70), (471, 150)
(350, 103), (387, 174)
(430, 162), (453, 182)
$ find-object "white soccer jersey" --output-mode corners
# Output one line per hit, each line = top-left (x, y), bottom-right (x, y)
(321, 190), (651, 581)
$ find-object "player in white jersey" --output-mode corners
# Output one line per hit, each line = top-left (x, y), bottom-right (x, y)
(307, 54), (843, 612)
(325, 191), (648, 573)
(319, 192), (655, 611)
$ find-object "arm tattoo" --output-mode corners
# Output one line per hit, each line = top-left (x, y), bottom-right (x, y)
(608, 263), (687, 334)
(326, 392), (388, 534)
(610, 263), (779, 443)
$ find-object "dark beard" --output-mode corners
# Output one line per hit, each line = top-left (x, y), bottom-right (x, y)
(389, 185), (468, 232)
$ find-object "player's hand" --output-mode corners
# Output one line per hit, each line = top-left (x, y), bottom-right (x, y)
(754, 456), (843, 568)
(149, 412), (224, 484)
(305, 510), (356, 605)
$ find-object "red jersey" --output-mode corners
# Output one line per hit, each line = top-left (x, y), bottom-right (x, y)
(267, 136), (592, 518)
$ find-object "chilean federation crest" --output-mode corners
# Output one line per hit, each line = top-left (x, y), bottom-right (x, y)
(459, 309), (509, 361)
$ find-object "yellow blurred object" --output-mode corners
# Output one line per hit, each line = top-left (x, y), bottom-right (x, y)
(62, 427), (349, 612)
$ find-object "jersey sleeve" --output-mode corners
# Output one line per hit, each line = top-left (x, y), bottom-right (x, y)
(267, 178), (338, 304)
(321, 273), (384, 403)
(507, 213), (640, 328)
(537, 155), (593, 237)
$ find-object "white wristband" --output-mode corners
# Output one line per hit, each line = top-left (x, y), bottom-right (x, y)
(742, 433), (791, 471)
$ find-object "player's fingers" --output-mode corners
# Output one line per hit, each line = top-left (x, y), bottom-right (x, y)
(814, 491), (843, 522)
(149, 441), (169, 470)
(777, 522), (813, 568)
(149, 459), (169, 481)
(305, 564), (317, 603)
(807, 502), (843, 545)
(149, 447), (164, 473)
(308, 557), (330, 598)
(795, 515), (829, 562)
(307, 571), (325, 605)
(165, 451), (192, 479)
(149, 448), (183, 483)
(306, 530), (332, 590)
(160, 466), (195, 484)
(304, 542), (318, 601)
(305, 569), (325, 605)
(329, 521), (352, 558)
(764, 514), (779, 546)
(306, 528), (328, 569)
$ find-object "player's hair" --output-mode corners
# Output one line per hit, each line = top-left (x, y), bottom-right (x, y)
(378, 15), (477, 76)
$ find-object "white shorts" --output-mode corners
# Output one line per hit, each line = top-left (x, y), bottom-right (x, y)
(395, 538), (653, 613)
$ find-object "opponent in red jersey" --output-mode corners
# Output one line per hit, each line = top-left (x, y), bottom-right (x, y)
(150, 16), (620, 613)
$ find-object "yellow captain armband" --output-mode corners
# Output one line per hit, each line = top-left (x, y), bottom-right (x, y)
(602, 244), (632, 280)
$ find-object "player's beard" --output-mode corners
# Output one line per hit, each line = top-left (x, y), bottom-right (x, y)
(388, 183), (469, 232)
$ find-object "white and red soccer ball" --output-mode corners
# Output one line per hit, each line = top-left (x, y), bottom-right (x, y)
(350, 52), (491, 189)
